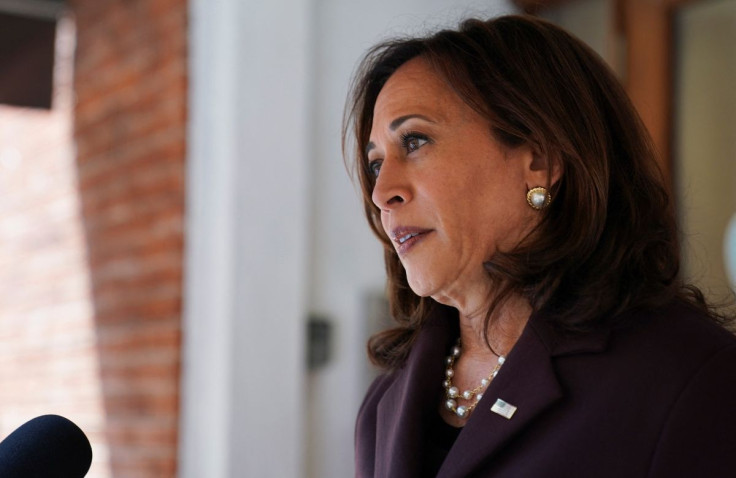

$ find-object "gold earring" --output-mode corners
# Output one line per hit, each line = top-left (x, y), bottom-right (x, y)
(526, 186), (551, 210)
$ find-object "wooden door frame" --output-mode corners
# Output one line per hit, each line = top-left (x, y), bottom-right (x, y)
(513, 0), (705, 189)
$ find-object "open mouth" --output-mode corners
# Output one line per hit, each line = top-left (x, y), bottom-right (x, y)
(398, 232), (421, 244)
(391, 227), (432, 254)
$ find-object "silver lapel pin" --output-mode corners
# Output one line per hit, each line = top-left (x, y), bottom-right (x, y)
(491, 398), (517, 419)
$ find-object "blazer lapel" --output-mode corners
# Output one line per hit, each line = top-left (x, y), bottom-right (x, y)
(437, 311), (609, 478)
(374, 306), (459, 478)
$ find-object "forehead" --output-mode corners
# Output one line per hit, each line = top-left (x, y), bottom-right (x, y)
(372, 57), (465, 126)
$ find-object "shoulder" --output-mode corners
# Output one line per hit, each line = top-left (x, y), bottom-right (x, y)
(527, 302), (736, 474)
(356, 372), (396, 427)
(609, 303), (736, 475)
(354, 373), (387, 478)
(583, 301), (736, 392)
(613, 301), (736, 362)
(639, 305), (736, 476)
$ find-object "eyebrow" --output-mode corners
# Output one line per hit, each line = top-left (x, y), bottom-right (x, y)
(365, 114), (435, 155)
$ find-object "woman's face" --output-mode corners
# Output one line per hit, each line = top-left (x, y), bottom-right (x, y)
(368, 58), (543, 306)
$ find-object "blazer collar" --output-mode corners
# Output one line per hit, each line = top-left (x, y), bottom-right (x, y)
(374, 305), (609, 478)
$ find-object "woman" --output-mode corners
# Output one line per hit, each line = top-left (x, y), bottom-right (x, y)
(344, 15), (736, 478)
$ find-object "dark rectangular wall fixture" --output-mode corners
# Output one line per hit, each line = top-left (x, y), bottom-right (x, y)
(0, 12), (57, 109)
(307, 316), (333, 370)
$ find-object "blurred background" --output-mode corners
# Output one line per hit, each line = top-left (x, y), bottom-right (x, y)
(0, 0), (733, 476)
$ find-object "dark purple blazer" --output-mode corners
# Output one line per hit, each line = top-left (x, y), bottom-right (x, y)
(355, 302), (736, 477)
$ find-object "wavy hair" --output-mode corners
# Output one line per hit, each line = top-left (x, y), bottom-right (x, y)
(344, 15), (721, 370)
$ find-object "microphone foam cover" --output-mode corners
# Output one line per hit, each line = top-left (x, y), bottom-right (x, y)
(0, 414), (93, 477)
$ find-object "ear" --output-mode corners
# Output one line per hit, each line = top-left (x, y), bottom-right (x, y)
(525, 147), (562, 189)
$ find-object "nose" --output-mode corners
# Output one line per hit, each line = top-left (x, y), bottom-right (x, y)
(371, 156), (411, 211)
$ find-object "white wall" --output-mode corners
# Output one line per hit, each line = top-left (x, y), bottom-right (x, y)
(183, 1), (516, 477)
(182, 0), (310, 476)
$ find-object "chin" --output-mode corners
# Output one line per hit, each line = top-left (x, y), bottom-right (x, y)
(405, 271), (438, 298)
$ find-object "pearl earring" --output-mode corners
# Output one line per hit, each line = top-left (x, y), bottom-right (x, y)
(526, 186), (550, 210)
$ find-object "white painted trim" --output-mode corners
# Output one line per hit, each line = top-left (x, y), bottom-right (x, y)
(180, 0), (238, 474)
(181, 0), (309, 476)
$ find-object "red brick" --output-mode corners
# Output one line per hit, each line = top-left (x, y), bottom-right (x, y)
(1, 1), (187, 476)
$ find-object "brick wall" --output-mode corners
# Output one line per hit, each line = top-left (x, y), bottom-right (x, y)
(0, 0), (187, 476)
(70, 0), (187, 475)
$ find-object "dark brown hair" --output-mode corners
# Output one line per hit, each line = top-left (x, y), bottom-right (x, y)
(344, 15), (719, 370)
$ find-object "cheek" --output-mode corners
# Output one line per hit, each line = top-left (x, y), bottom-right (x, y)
(380, 211), (395, 246)
(380, 211), (389, 232)
(454, 178), (528, 250)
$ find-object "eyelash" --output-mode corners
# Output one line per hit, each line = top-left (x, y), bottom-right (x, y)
(368, 159), (382, 178)
(367, 131), (431, 178)
(399, 131), (430, 152)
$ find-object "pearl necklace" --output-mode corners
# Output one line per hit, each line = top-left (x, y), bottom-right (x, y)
(443, 338), (506, 419)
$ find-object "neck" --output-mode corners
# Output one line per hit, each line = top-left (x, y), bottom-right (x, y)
(433, 269), (531, 355)
(457, 293), (531, 358)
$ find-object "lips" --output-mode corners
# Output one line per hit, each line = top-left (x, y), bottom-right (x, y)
(390, 226), (433, 254)
(397, 232), (421, 244)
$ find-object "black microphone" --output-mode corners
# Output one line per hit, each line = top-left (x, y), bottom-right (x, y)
(0, 415), (92, 477)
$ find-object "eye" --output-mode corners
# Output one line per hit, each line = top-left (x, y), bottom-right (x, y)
(368, 159), (382, 178)
(400, 131), (430, 153)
